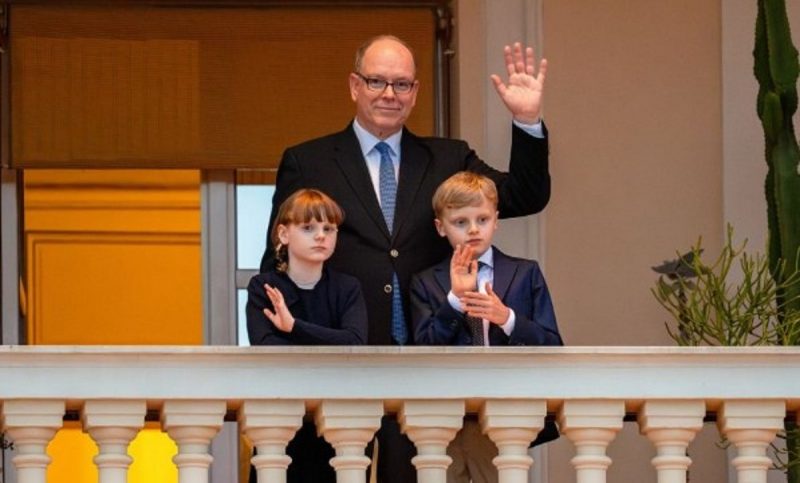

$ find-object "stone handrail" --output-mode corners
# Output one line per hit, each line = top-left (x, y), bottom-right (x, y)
(1, 346), (799, 483)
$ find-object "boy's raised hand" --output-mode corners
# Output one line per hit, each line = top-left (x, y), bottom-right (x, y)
(450, 244), (478, 298)
(462, 283), (511, 326)
(263, 283), (295, 333)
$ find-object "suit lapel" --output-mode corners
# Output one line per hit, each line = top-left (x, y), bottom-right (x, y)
(393, 129), (431, 238)
(333, 125), (391, 238)
(432, 257), (452, 296)
(490, 248), (517, 302)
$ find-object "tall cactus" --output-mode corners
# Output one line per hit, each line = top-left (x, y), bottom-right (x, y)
(755, 0), (800, 322)
(755, 2), (800, 481)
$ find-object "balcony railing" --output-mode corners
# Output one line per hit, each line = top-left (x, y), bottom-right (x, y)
(1, 346), (799, 483)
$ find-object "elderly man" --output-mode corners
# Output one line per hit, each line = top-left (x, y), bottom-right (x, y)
(259, 34), (551, 482)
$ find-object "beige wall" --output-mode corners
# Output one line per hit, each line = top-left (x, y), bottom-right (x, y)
(542, 0), (723, 346)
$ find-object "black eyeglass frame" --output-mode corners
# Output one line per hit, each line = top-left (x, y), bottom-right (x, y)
(354, 72), (418, 94)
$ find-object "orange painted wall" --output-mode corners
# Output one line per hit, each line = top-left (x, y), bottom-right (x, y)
(23, 169), (201, 482)
(24, 169), (202, 345)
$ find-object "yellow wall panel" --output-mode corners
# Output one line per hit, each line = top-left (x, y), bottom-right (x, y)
(47, 423), (178, 483)
(128, 426), (179, 483)
(27, 231), (201, 345)
(47, 423), (97, 483)
(24, 169), (202, 346)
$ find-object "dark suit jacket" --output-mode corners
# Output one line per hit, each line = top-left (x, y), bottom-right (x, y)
(410, 247), (561, 346)
(246, 267), (367, 346)
(260, 122), (550, 345)
(410, 247), (562, 446)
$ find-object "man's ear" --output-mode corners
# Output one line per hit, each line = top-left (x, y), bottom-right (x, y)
(349, 73), (361, 102)
(434, 218), (445, 237)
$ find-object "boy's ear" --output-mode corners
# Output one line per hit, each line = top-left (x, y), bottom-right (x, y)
(434, 218), (445, 237)
(277, 224), (289, 245)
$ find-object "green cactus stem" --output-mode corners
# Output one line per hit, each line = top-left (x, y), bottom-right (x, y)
(755, 0), (800, 321)
(755, 1), (800, 482)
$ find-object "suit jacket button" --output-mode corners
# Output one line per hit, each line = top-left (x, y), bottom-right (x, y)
(384, 284), (393, 293)
(390, 249), (399, 258)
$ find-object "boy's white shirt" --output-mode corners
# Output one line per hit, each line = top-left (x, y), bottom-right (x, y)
(447, 246), (516, 345)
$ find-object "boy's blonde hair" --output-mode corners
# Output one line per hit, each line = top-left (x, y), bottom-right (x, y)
(432, 171), (498, 217)
(272, 189), (344, 272)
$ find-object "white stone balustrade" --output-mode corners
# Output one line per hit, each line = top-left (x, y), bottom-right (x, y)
(82, 400), (146, 483)
(480, 399), (547, 483)
(557, 400), (625, 483)
(399, 400), (465, 483)
(161, 400), (226, 483)
(0, 346), (799, 483)
(315, 400), (383, 483)
(0, 399), (65, 483)
(239, 400), (305, 483)
(638, 399), (705, 483)
(717, 400), (786, 483)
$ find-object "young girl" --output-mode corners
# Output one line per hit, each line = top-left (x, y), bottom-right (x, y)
(246, 188), (367, 483)
(246, 188), (367, 346)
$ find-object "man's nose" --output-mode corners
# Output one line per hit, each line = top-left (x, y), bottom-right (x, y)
(381, 84), (397, 98)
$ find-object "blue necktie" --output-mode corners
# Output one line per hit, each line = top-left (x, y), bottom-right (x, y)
(375, 142), (407, 345)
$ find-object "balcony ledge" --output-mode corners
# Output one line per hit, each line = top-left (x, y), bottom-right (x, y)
(0, 346), (798, 413)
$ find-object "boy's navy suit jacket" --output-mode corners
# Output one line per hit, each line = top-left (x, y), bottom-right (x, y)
(410, 246), (562, 347)
(410, 246), (562, 447)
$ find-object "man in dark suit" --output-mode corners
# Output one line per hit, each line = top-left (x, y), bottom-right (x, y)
(260, 35), (550, 345)
(259, 34), (550, 483)
(409, 171), (561, 483)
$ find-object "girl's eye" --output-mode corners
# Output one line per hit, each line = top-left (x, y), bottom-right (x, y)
(301, 224), (313, 232)
(323, 225), (336, 234)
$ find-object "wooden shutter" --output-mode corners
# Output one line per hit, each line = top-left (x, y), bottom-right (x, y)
(10, 4), (437, 169)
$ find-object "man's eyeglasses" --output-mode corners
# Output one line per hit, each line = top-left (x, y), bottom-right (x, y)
(354, 72), (416, 94)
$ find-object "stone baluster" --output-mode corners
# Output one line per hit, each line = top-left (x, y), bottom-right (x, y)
(399, 400), (465, 483)
(238, 400), (305, 483)
(82, 400), (146, 483)
(717, 400), (785, 483)
(0, 399), (66, 483)
(480, 399), (547, 483)
(557, 400), (625, 483)
(161, 400), (227, 483)
(638, 400), (705, 483)
(315, 400), (383, 483)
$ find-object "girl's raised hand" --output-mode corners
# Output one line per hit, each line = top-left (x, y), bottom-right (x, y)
(263, 283), (295, 332)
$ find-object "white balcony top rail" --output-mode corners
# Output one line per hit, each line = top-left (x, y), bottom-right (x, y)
(1, 346), (799, 483)
(0, 346), (798, 406)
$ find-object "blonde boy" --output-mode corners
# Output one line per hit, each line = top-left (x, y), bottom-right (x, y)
(410, 171), (562, 483)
